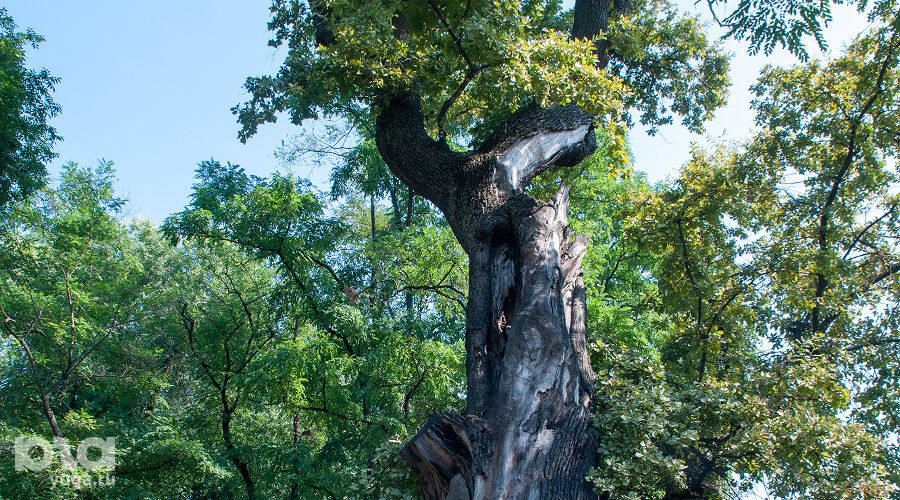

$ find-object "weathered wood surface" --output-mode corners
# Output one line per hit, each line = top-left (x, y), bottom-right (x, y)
(377, 95), (599, 499)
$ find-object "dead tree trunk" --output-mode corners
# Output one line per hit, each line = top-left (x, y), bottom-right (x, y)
(376, 96), (599, 499)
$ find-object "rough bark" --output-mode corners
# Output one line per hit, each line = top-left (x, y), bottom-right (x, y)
(572, 0), (632, 68)
(365, 2), (627, 496)
(376, 94), (598, 499)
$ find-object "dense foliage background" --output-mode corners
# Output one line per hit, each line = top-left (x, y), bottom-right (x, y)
(1, 1), (899, 498)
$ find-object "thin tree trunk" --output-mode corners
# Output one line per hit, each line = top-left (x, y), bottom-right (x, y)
(222, 410), (255, 500)
(390, 186), (402, 226)
(370, 194), (377, 240)
(69, 382), (78, 411)
(41, 392), (64, 438)
(406, 188), (415, 227)
(290, 413), (302, 500)
(405, 188), (415, 333)
(370, 194), (377, 288)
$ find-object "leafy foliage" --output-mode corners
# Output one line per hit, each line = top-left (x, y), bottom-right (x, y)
(0, 8), (60, 210)
(163, 159), (466, 498)
(605, 0), (729, 133)
(709, 0), (898, 60)
(585, 24), (900, 498)
(236, 0), (730, 145)
(3, 1), (900, 499)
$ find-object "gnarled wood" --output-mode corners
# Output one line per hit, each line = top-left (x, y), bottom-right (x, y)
(378, 94), (599, 498)
(309, 3), (632, 496)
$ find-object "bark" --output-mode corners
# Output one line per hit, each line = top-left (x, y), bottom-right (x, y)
(310, 0), (336, 47)
(376, 95), (598, 499)
(365, 3), (625, 496)
(41, 392), (64, 438)
(222, 409), (255, 500)
(572, 0), (632, 68)
(290, 413), (302, 500)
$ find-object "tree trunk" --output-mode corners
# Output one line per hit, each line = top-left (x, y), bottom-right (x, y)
(376, 95), (599, 499)
(572, 0), (632, 68)
(222, 409), (255, 500)
(290, 412), (302, 500)
(41, 392), (64, 438)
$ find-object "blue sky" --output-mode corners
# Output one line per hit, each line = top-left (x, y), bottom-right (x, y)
(4, 0), (307, 222)
(4, 1), (871, 223)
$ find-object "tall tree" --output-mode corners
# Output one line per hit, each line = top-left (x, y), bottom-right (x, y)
(588, 22), (900, 498)
(0, 164), (245, 499)
(233, 0), (729, 497)
(0, 8), (60, 210)
(235, 0), (897, 497)
(165, 159), (467, 498)
(0, 161), (138, 439)
(175, 242), (286, 500)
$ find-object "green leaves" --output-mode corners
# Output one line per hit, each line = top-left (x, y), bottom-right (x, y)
(0, 8), (60, 210)
(585, 24), (900, 497)
(156, 157), (468, 497)
(0, 163), (172, 498)
(718, 0), (834, 59)
(241, 0), (625, 145)
(165, 159), (338, 254)
(240, 0), (738, 147)
(605, 0), (730, 134)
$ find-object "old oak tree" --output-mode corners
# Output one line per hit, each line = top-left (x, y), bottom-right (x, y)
(231, 0), (898, 498)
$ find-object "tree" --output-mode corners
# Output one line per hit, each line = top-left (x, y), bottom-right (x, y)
(175, 242), (285, 500)
(234, 0), (899, 497)
(0, 161), (137, 439)
(231, 0), (730, 497)
(0, 8), (60, 210)
(164, 159), (467, 498)
(0, 162), (187, 498)
(587, 22), (900, 498)
(5, 1), (898, 498)
(0, 165), (230, 499)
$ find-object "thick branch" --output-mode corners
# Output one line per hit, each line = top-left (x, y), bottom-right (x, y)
(376, 96), (596, 232)
(867, 262), (900, 287)
(572, 0), (631, 68)
(375, 94), (466, 211)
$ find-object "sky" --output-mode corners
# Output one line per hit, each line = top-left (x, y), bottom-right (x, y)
(630, 0), (873, 184)
(3, 0), (873, 223)
(3, 0), (302, 222)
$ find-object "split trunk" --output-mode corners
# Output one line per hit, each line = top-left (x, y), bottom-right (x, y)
(376, 96), (600, 499)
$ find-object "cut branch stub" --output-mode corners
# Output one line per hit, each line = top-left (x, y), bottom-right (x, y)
(493, 124), (592, 195)
(400, 412), (492, 500)
(478, 104), (596, 199)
